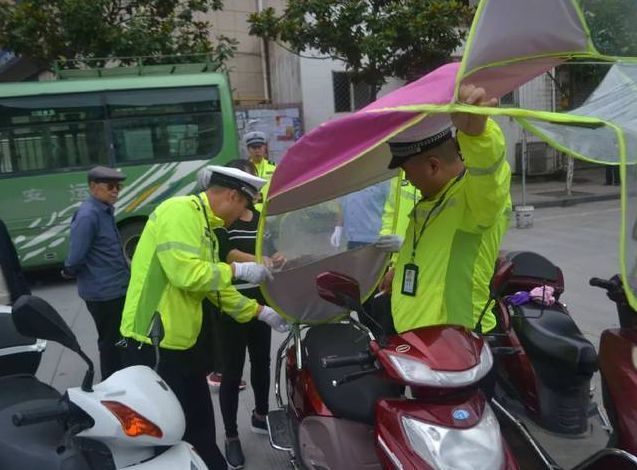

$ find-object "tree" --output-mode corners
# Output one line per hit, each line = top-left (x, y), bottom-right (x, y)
(0, 0), (238, 70)
(581, 0), (637, 57)
(248, 0), (474, 100)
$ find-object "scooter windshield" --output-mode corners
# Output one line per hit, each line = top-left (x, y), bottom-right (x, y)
(257, 184), (393, 324)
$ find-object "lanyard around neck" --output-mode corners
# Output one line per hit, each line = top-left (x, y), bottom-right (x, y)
(410, 172), (464, 261)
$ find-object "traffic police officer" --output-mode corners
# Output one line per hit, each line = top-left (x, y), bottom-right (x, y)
(120, 166), (288, 470)
(244, 131), (276, 210)
(380, 84), (511, 334)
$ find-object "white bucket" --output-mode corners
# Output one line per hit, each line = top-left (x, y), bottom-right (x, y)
(515, 205), (534, 229)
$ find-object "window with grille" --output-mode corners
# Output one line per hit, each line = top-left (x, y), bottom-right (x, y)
(332, 71), (373, 113)
(500, 90), (517, 106)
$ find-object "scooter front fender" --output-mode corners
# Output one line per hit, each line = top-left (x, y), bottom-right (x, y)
(376, 396), (519, 470)
(130, 441), (208, 469)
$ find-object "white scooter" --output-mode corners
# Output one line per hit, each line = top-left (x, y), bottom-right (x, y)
(0, 295), (208, 469)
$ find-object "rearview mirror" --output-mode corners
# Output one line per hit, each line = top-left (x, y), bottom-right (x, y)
(316, 271), (362, 312)
(12, 295), (81, 353)
(12, 295), (95, 391)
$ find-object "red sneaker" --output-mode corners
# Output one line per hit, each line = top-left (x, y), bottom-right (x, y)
(207, 372), (223, 388)
(207, 372), (247, 391)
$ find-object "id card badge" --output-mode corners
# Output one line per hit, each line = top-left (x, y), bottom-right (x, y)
(401, 263), (419, 296)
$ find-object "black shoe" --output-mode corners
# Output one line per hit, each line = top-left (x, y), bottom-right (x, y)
(251, 411), (269, 435)
(225, 439), (245, 469)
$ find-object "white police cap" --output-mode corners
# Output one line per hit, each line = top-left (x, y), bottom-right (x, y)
(198, 165), (266, 201)
(244, 131), (267, 147)
(387, 118), (454, 169)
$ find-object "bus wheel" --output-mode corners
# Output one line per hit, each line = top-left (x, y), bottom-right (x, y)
(119, 221), (146, 264)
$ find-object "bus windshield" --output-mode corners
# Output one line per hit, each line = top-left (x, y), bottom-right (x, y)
(0, 86), (221, 173)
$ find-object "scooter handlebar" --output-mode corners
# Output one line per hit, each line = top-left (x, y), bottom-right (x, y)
(13, 401), (69, 427)
(321, 351), (373, 368)
(589, 277), (617, 291)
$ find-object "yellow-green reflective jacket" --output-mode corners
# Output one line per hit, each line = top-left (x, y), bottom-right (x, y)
(120, 192), (258, 350)
(380, 172), (420, 238)
(391, 119), (511, 334)
(253, 159), (276, 212)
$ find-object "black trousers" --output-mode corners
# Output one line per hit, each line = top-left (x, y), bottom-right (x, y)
(200, 299), (225, 373)
(84, 296), (125, 380)
(122, 341), (228, 470)
(219, 316), (271, 439)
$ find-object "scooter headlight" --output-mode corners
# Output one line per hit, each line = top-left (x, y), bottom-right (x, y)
(386, 344), (493, 387)
(402, 404), (504, 470)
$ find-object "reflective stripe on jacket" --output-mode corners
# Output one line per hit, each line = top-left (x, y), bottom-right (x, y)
(120, 192), (258, 350)
(380, 172), (420, 238)
(391, 119), (511, 334)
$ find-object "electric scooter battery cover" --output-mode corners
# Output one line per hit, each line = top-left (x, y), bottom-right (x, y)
(256, 0), (637, 322)
(0, 305), (46, 376)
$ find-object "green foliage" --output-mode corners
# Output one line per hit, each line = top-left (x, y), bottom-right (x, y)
(580, 0), (637, 57)
(248, 1), (474, 96)
(0, 0), (237, 69)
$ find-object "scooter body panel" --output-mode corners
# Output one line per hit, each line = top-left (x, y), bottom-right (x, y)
(493, 301), (540, 414)
(130, 441), (208, 469)
(70, 366), (186, 468)
(380, 326), (482, 371)
(297, 416), (381, 470)
(286, 346), (334, 419)
(599, 328), (637, 455)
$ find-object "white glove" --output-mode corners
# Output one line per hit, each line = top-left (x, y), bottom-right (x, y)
(330, 226), (343, 248)
(374, 235), (404, 252)
(232, 262), (273, 284)
(259, 306), (290, 333)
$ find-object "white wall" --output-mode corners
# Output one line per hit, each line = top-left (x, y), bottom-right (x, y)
(300, 56), (403, 132)
(496, 73), (557, 173)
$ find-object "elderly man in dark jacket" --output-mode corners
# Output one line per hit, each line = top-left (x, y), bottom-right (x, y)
(63, 166), (130, 379)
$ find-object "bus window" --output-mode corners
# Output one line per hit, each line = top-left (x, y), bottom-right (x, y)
(0, 94), (108, 174)
(107, 86), (222, 163)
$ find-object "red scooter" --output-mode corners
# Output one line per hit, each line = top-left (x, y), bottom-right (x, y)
(488, 251), (599, 437)
(589, 275), (637, 456)
(267, 271), (519, 470)
(485, 251), (637, 469)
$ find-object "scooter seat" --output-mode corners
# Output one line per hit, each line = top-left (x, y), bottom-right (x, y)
(0, 374), (60, 410)
(512, 304), (598, 376)
(305, 324), (402, 425)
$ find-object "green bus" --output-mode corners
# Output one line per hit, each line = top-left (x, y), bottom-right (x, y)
(0, 65), (239, 268)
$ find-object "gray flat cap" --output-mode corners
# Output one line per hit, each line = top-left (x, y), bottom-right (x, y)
(87, 166), (126, 182)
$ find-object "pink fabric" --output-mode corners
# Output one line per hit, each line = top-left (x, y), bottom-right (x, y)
(268, 63), (460, 200)
(461, 57), (565, 100)
(530, 285), (556, 306)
